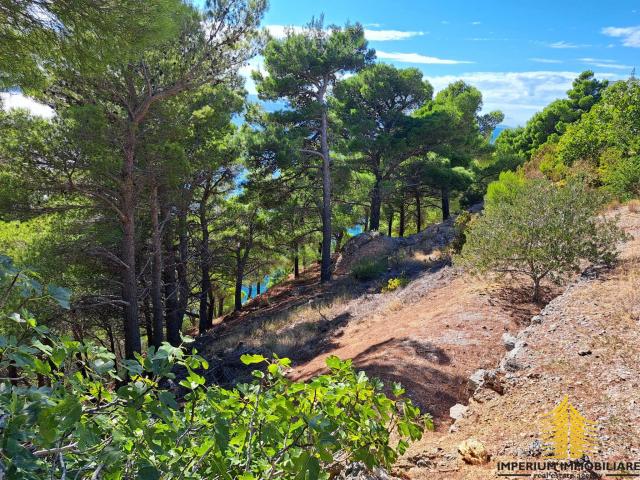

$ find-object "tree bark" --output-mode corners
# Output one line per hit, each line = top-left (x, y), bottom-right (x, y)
(294, 242), (300, 278)
(234, 253), (244, 311)
(121, 127), (141, 359)
(198, 183), (212, 334)
(387, 208), (393, 237)
(399, 199), (405, 237)
(176, 203), (189, 323)
(149, 183), (164, 349)
(320, 99), (332, 283)
(533, 277), (542, 303)
(256, 279), (261, 295)
(441, 186), (450, 221)
(415, 190), (422, 232)
(247, 284), (253, 299)
(207, 288), (215, 324)
(218, 296), (225, 317)
(369, 174), (382, 231)
(162, 204), (181, 347)
(142, 288), (153, 347)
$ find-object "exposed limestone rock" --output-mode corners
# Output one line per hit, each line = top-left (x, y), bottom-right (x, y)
(457, 438), (490, 465)
(502, 332), (517, 351)
(468, 368), (504, 396)
(449, 403), (469, 420)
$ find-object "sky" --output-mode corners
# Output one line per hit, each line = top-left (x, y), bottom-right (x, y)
(245, 0), (639, 126)
(3, 0), (639, 126)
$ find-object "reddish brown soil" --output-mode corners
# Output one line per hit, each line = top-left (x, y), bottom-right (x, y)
(290, 267), (550, 427)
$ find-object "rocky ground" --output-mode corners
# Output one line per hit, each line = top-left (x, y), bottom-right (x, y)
(395, 207), (640, 479)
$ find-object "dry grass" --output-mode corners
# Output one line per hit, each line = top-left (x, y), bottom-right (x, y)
(204, 290), (355, 360)
(627, 199), (640, 213)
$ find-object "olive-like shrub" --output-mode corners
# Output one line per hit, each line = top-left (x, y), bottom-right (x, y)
(1, 318), (427, 479)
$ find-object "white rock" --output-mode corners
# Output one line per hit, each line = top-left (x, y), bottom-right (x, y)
(450, 403), (469, 420)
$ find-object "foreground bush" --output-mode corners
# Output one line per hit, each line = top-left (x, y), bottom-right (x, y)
(0, 316), (426, 479)
(460, 178), (626, 301)
(350, 258), (388, 281)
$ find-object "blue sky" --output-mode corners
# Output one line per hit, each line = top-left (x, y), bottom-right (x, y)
(241, 0), (640, 126)
(3, 0), (639, 125)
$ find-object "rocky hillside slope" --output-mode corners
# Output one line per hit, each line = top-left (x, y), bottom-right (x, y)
(193, 206), (639, 480)
(396, 206), (640, 479)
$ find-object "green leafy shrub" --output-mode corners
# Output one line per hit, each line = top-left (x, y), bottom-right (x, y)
(350, 257), (388, 281)
(1, 316), (427, 479)
(381, 276), (408, 293)
(460, 178), (626, 301)
(601, 156), (640, 201)
(450, 210), (473, 254)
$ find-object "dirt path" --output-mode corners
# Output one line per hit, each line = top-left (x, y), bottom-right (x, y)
(291, 265), (545, 426)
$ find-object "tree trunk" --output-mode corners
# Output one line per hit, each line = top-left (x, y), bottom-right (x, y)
(399, 199), (405, 237)
(441, 186), (450, 220)
(176, 203), (189, 324)
(369, 174), (382, 231)
(294, 242), (300, 278)
(247, 284), (253, 299)
(142, 290), (153, 347)
(162, 205), (181, 347)
(387, 208), (393, 237)
(415, 190), (422, 232)
(198, 185), (212, 334)
(234, 254), (244, 311)
(8, 364), (18, 386)
(335, 231), (344, 251)
(150, 183), (164, 349)
(256, 279), (261, 295)
(218, 296), (224, 317)
(320, 102), (332, 283)
(533, 277), (542, 303)
(121, 128), (141, 358)
(207, 288), (215, 324)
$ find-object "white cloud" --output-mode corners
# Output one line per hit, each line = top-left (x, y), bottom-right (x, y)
(530, 57), (563, 64)
(579, 57), (634, 70)
(238, 56), (265, 95)
(0, 91), (54, 118)
(364, 29), (425, 41)
(602, 25), (640, 47)
(547, 41), (590, 49)
(423, 71), (622, 126)
(264, 25), (304, 39)
(471, 21), (481, 25)
(377, 50), (473, 65)
(265, 25), (424, 42)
